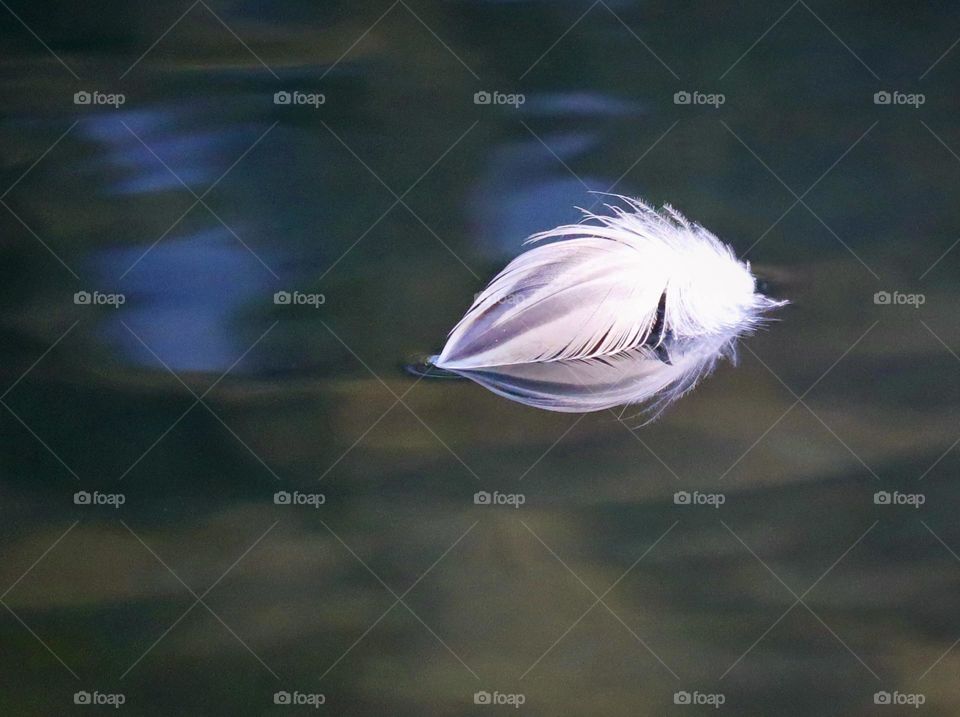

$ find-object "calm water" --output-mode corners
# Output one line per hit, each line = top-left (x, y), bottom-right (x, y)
(2, 2), (960, 715)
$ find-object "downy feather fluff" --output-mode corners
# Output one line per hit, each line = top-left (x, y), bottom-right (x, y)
(434, 196), (785, 417)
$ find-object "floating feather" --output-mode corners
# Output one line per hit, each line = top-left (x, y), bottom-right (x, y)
(431, 196), (786, 419)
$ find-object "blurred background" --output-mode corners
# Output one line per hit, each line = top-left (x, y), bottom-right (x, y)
(1, 1), (959, 714)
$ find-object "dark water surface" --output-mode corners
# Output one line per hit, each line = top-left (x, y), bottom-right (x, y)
(2, 2), (960, 715)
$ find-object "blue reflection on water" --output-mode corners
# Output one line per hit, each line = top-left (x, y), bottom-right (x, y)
(74, 110), (306, 373)
(470, 90), (648, 257)
(97, 228), (275, 373)
(470, 133), (610, 257)
(79, 110), (255, 195)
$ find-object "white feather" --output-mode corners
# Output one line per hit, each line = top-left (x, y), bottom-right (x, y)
(435, 196), (785, 416)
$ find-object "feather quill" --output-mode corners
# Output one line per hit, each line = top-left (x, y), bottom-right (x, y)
(434, 196), (785, 418)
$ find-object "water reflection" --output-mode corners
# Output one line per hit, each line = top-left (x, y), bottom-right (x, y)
(78, 110), (249, 195)
(97, 228), (275, 372)
(470, 133), (609, 258)
(443, 332), (738, 416)
(68, 104), (355, 373)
